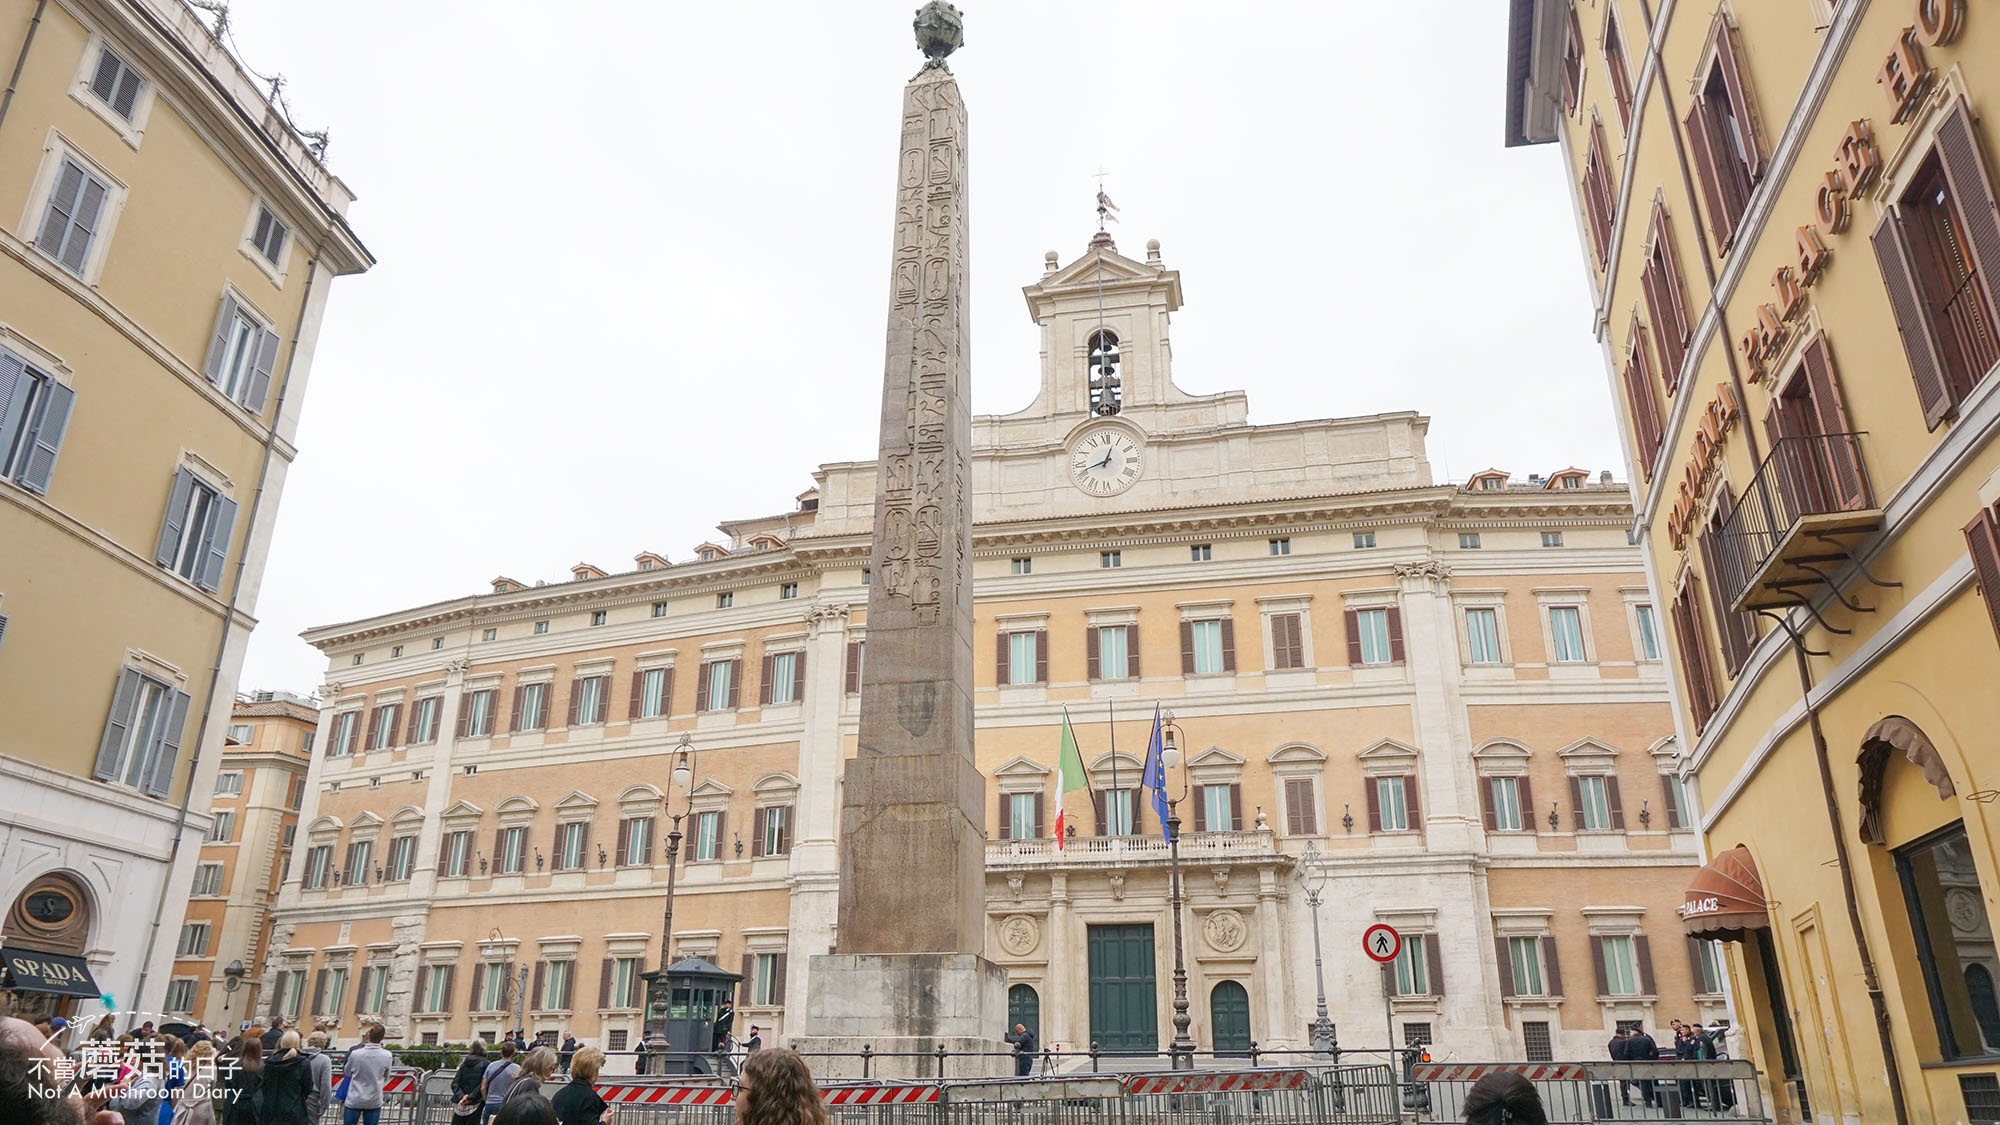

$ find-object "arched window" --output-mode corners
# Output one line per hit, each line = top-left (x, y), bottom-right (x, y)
(1088, 329), (1121, 416)
(1965, 963), (2000, 1052)
(1007, 983), (1040, 1039)
(1209, 980), (1251, 1056)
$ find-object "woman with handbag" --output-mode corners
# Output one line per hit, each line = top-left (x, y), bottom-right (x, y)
(452, 1041), (491, 1124)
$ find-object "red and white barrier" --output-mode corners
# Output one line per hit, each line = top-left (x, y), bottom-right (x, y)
(1412, 1063), (1586, 1082)
(821, 1085), (940, 1105)
(1124, 1070), (1308, 1095)
(599, 1085), (734, 1105)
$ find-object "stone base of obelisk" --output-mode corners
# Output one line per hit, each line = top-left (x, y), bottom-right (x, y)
(791, 952), (1011, 1079)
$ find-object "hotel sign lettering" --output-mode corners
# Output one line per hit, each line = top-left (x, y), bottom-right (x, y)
(1678, 896), (1723, 918)
(1667, 383), (1742, 550)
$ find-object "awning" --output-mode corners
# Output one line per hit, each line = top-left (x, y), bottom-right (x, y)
(1, 948), (102, 998)
(1679, 845), (1771, 941)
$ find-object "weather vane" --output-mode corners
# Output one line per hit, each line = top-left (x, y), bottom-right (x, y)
(1095, 171), (1119, 231)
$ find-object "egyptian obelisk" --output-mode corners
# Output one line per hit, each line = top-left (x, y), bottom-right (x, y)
(796, 2), (1008, 1077)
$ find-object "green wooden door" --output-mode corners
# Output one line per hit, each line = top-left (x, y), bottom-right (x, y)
(1008, 983), (1041, 1039)
(1087, 924), (1158, 1054)
(1210, 980), (1252, 1056)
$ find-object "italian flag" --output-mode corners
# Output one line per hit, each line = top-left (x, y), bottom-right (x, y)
(1053, 708), (1089, 849)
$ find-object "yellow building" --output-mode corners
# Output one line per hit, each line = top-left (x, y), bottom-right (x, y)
(266, 235), (1710, 1068)
(0, 0), (368, 1025)
(165, 692), (316, 1029)
(1507, 0), (2000, 1119)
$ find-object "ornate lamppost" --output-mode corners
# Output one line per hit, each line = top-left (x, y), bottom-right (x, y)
(1158, 715), (1197, 1070)
(642, 734), (698, 1070)
(1295, 843), (1339, 1058)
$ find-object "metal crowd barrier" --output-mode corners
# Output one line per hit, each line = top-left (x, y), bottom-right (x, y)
(1410, 1060), (1768, 1123)
(320, 1067), (426, 1125)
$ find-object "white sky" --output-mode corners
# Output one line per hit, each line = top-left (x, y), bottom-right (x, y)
(229, 1), (1614, 691)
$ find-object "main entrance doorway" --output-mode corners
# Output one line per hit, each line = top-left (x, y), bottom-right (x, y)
(1210, 980), (1252, 1056)
(1008, 983), (1040, 1039)
(1087, 924), (1158, 1054)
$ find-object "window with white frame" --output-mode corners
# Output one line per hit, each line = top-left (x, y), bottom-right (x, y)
(214, 771), (244, 795)
(779, 583), (799, 600)
(1008, 793), (1038, 840)
(36, 158), (110, 276)
(164, 978), (196, 1014)
(249, 205), (287, 267)
(1269, 538), (1291, 556)
(612, 956), (643, 1007)
(1355, 608), (1393, 665)
(1548, 606), (1588, 662)
(1095, 624), (1132, 680)
(302, 845), (332, 889)
(498, 826), (527, 874)
(411, 695), (442, 743)
(1508, 936), (1547, 996)
(753, 953), (781, 1005)
(703, 660), (735, 709)
(1465, 608), (1502, 664)
(386, 835), (417, 881)
(226, 724), (255, 745)
(555, 822), (587, 870)
(1599, 935), (1640, 995)
(155, 467), (238, 593)
(1635, 604), (1661, 661)
(637, 667), (671, 718)
(88, 46), (144, 121)
(1007, 631), (1039, 685)
(768, 652), (800, 704)
(191, 863), (224, 896)
(690, 810), (720, 861)
(318, 965), (348, 1016)
(1100, 550), (1121, 568)
(1459, 533), (1482, 549)
(755, 804), (791, 856)
(1189, 619), (1227, 675)
(369, 703), (399, 750)
(514, 682), (550, 730)
(1353, 531), (1377, 549)
(1376, 776), (1409, 832)
(344, 838), (374, 884)
(363, 963), (390, 1012)
(1100, 788), (1136, 835)
(1575, 776), (1614, 830)
(1692, 939), (1726, 994)
(1190, 544), (1211, 562)
(572, 676), (607, 724)
(717, 592), (733, 609)
(1011, 558), (1032, 575)
(177, 922), (209, 957)
(0, 349), (78, 497)
(422, 965), (455, 1012)
(441, 830), (472, 878)
(202, 295), (279, 412)
(1393, 933), (1431, 995)
(542, 960), (574, 1010)
(95, 668), (192, 797)
(1541, 532), (1565, 548)
(461, 690), (495, 736)
(329, 710), (359, 755)
(276, 969), (306, 1017)
(1487, 777), (1524, 832)
(480, 962), (511, 1010)
(622, 816), (654, 865)
(206, 811), (235, 843)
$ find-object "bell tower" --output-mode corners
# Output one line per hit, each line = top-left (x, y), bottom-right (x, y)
(1017, 233), (1196, 426)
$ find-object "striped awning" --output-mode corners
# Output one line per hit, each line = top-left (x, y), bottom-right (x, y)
(1679, 845), (1770, 941)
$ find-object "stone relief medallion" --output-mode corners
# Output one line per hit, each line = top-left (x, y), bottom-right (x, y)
(1947, 887), (1984, 933)
(1203, 908), (1249, 953)
(999, 914), (1041, 956)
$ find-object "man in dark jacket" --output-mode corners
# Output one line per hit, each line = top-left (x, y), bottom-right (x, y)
(1625, 1027), (1660, 1107)
(1608, 1029), (1634, 1106)
(558, 1033), (578, 1076)
(711, 1000), (736, 1053)
(1006, 1023), (1038, 1077)
(261, 1018), (286, 1052)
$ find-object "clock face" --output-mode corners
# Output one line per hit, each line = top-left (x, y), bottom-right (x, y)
(1069, 430), (1143, 496)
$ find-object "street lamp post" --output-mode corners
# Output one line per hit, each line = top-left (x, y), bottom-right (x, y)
(1295, 843), (1339, 1059)
(1159, 715), (1196, 1071)
(643, 734), (698, 1070)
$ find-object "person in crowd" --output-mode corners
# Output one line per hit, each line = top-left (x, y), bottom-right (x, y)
(511, 1031), (529, 1055)
(732, 1048), (825, 1125)
(1004, 1023), (1037, 1077)
(711, 1001), (736, 1054)
(340, 1025), (393, 1125)
(1463, 1071), (1548, 1125)
(159, 1036), (189, 1125)
(743, 1028), (763, 1053)
(557, 1034), (578, 1078)
(258, 1022), (284, 1054)
(451, 1041), (490, 1124)
(480, 1042), (522, 1125)
(221, 1039), (263, 1125)
(551, 1048), (610, 1125)
(299, 1034), (332, 1125)
(0, 1014), (130, 1125)
(256, 1032), (313, 1125)
(1606, 1028), (1633, 1106)
(493, 1095), (558, 1125)
(1625, 1025), (1660, 1108)
(179, 1039), (219, 1125)
(503, 1048), (558, 1107)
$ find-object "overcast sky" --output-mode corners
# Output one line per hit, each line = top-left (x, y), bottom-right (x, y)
(227, 1), (1612, 692)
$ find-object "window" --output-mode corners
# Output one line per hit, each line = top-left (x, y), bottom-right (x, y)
(35, 158), (109, 276)
(1508, 936), (1546, 996)
(845, 640), (865, 694)
(511, 682), (550, 731)
(482, 628), (498, 641)
(1581, 118), (1616, 264)
(363, 964), (390, 1013)
(1282, 778), (1318, 835)
(1375, 776), (1411, 832)
(1875, 106), (2000, 429)
(88, 46), (144, 121)
(1189, 544), (1211, 562)
(481, 962), (511, 1011)
(1393, 933), (1431, 996)
(1701, 485), (1760, 676)
(421, 965), (455, 1013)
(610, 957), (642, 1009)
(368, 702), (400, 751)
(1100, 550), (1121, 568)
(1559, 1), (1582, 113)
(1003, 630), (1045, 686)
(250, 205), (287, 267)
(177, 923), (209, 957)
(1091, 624), (1133, 680)
(1011, 558), (1032, 574)
(570, 675), (607, 725)
(1635, 605), (1660, 660)
(1574, 775), (1621, 830)
(460, 689), (496, 737)
(779, 582), (799, 600)
(1353, 532), (1376, 549)
(391, 645), (404, 658)
(386, 834), (417, 881)
(214, 771), (244, 794)
(1899, 823), (2000, 1059)
(754, 805), (792, 856)
(411, 696), (442, 744)
(1268, 538), (1290, 556)
(1684, 20), (1763, 249)
(1459, 533), (1481, 550)
(1641, 207), (1693, 384)
(1185, 618), (1227, 675)
(302, 845), (333, 889)
(225, 724), (254, 746)
(541, 960), (574, 1010)
(590, 610), (607, 626)
(1523, 1021), (1554, 1063)
(763, 651), (802, 705)
(1486, 776), (1525, 832)
(154, 468), (238, 593)
(1007, 793), (1038, 840)
(698, 659), (739, 711)
(717, 592), (734, 609)
(555, 822), (587, 870)
(1199, 784), (1237, 832)
(207, 811), (235, 842)
(1099, 789), (1136, 836)
(622, 816), (655, 866)
(191, 863), (224, 896)
(498, 826), (527, 874)
(315, 966), (349, 1016)
(692, 810), (721, 861)
(1549, 606), (1588, 662)
(297, 733), (313, 757)
(440, 831), (472, 878)
(1691, 938), (1726, 995)
(327, 710), (357, 756)
(1405, 1023), (1434, 1048)
(1541, 531), (1565, 548)
(753, 953), (781, 1006)
(283, 824), (296, 846)
(652, 602), (669, 617)
(433, 637), (445, 649)
(1603, 9), (1633, 131)
(1660, 773), (1692, 830)
(1622, 320), (1666, 469)
(164, 979), (196, 1014)
(1269, 613), (1305, 670)
(636, 667), (671, 719)
(861, 568), (871, 585)
(201, 295), (279, 413)
(351, 655), (363, 666)
(1597, 935), (1641, 996)
(1353, 608), (1394, 665)
(344, 839), (374, 884)
(606, 1030), (628, 1052)
(1671, 575), (1720, 731)
(533, 621), (549, 635)
(1465, 608), (1502, 664)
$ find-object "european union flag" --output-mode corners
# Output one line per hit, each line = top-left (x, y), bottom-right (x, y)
(1142, 705), (1172, 842)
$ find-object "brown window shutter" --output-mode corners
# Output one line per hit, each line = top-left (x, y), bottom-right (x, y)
(1699, 497), (1756, 676)
(752, 807), (767, 856)
(1426, 935), (1444, 996)
(1569, 776), (1586, 828)
(532, 962), (545, 1010)
(1964, 507), (2000, 647)
(759, 654), (775, 706)
(1365, 779), (1382, 833)
(1871, 209), (1956, 429)
(663, 668), (674, 716)
(1085, 627), (1101, 680)
(792, 651), (806, 701)
(1671, 582), (1719, 730)
(996, 631), (1010, 686)
(599, 958), (613, 1009)
(1712, 21), (1764, 180)
(435, 839), (449, 878)
(1034, 630), (1049, 683)
(1662, 774), (1685, 830)
(456, 694), (472, 738)
(1403, 776), (1421, 830)
(1343, 609), (1363, 665)
(1191, 787), (1207, 832)
(566, 679), (582, 727)
(1495, 936), (1515, 997)
(997, 792), (1012, 838)
(415, 965), (430, 1010)
(1636, 934), (1657, 995)
(1543, 937), (1564, 995)
(695, 662), (711, 711)
(1284, 779), (1306, 835)
(1590, 936), (1610, 996)
(1798, 338), (1866, 508)
(1296, 780), (1317, 834)
(615, 820), (630, 864)
(712, 811), (724, 859)
(1480, 778), (1497, 832)
(1583, 122), (1615, 263)
(365, 706), (382, 749)
(1606, 776), (1626, 830)
(388, 704), (401, 745)
(1092, 790), (1107, 834)
(1219, 617), (1236, 672)
(1938, 100), (2000, 317)
(1519, 775), (1537, 831)
(629, 671), (644, 720)
(1129, 623), (1140, 677)
(1179, 621), (1195, 674)
(726, 659), (741, 708)
(469, 963), (485, 1010)
(774, 953), (787, 1001)
(509, 685), (525, 732)
(1274, 613), (1303, 669)
(1622, 326), (1664, 468)
(1654, 209), (1692, 373)
(493, 828), (505, 867)
(1684, 99), (1736, 249)
(311, 969), (328, 1015)
(740, 955), (753, 1006)
(1386, 607), (1406, 663)
(1228, 783), (1243, 831)
(846, 641), (862, 694)
(1560, 3), (1582, 113)
(405, 702), (421, 743)
(1033, 792), (1045, 838)
(777, 806), (791, 853)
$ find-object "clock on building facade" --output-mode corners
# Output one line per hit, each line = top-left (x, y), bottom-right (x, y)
(1067, 427), (1143, 496)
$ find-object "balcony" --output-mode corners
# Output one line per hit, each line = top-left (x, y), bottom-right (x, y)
(1715, 432), (1883, 613)
(985, 828), (1282, 868)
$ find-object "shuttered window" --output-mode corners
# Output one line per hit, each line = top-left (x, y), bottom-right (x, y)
(1393, 934), (1436, 996)
(1549, 606), (1588, 663)
(1182, 618), (1235, 675)
(1559, 2), (1582, 115)
(1354, 609), (1393, 665)
(343, 839), (373, 885)
(1508, 936), (1547, 996)
(634, 667), (672, 718)
(367, 703), (399, 751)
(1671, 575), (1720, 731)
(511, 682), (550, 730)
(1269, 613), (1305, 669)
(1487, 777), (1525, 832)
(439, 831), (472, 878)
(1282, 778), (1317, 835)
(1581, 119), (1616, 264)
(692, 810), (722, 861)
(1089, 624), (1134, 680)
(1622, 320), (1665, 470)
(1965, 503), (2000, 649)
(844, 641), (865, 694)
(153, 467), (239, 593)
(1640, 207), (1694, 385)
(569, 675), (608, 725)
(752, 805), (792, 856)
(1603, 10), (1633, 131)
(36, 158), (110, 275)
(1374, 776), (1415, 832)
(1683, 20), (1763, 250)
(0, 349), (77, 495)
(302, 845), (332, 889)
(88, 47), (144, 121)
(1000, 630), (1047, 685)
(386, 835), (417, 881)
(498, 826), (527, 874)
(251, 206), (288, 266)
(554, 822), (587, 871)
(459, 689), (496, 737)
(1699, 485), (1760, 676)
(697, 659), (740, 710)
(410, 696), (442, 744)
(760, 651), (803, 705)
(201, 295), (282, 414)
(93, 667), (192, 798)
(1465, 608), (1502, 664)
(620, 817), (654, 866)
(1006, 793), (1038, 840)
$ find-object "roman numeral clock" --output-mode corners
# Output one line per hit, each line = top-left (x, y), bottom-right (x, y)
(1068, 427), (1144, 496)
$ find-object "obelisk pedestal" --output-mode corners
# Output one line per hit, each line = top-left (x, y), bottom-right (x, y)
(791, 4), (1010, 1080)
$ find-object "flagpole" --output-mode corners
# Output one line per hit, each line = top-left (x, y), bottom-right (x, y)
(1107, 699), (1118, 835)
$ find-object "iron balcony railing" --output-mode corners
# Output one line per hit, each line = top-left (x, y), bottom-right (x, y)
(1714, 431), (1876, 612)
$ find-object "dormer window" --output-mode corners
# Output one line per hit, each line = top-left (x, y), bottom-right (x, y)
(1087, 329), (1121, 416)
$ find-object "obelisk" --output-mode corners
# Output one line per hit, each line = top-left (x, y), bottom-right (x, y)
(797, 3), (1008, 1077)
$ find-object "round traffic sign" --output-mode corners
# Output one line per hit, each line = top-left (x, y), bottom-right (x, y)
(1362, 923), (1402, 963)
